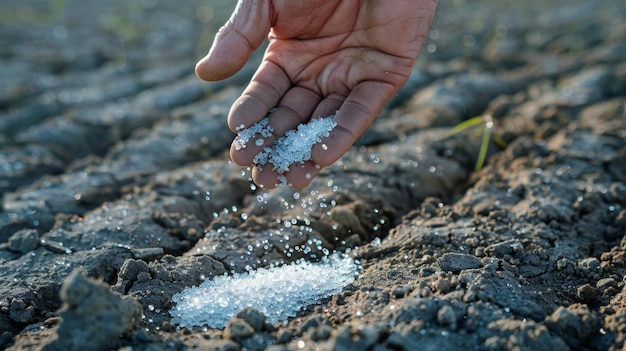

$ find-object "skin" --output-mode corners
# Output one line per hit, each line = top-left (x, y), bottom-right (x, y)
(196, 0), (439, 189)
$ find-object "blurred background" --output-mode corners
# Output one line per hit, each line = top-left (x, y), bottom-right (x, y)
(1, 0), (624, 194)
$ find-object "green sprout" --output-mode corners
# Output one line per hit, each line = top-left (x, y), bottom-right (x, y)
(445, 115), (507, 171)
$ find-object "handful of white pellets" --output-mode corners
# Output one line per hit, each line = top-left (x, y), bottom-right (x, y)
(234, 113), (338, 174)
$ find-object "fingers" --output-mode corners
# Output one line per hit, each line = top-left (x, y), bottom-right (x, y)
(196, 0), (272, 81)
(230, 84), (321, 166)
(253, 161), (322, 189)
(311, 80), (397, 167)
(227, 60), (312, 131)
(231, 90), (344, 189)
(232, 90), (340, 190)
(248, 81), (396, 189)
(308, 93), (345, 122)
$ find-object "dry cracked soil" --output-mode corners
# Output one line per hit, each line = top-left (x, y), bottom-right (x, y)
(1, 0), (626, 350)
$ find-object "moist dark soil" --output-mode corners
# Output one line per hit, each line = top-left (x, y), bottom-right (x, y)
(1, 0), (625, 350)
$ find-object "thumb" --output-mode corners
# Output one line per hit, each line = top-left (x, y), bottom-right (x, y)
(196, 0), (272, 81)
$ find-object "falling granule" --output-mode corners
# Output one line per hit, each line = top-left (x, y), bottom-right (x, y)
(169, 253), (356, 329)
(255, 115), (337, 173)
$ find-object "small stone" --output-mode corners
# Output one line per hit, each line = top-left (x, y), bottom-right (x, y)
(276, 329), (293, 344)
(118, 259), (150, 281)
(308, 324), (332, 341)
(556, 258), (569, 271)
(484, 239), (523, 257)
(595, 277), (617, 291)
(578, 257), (601, 271)
(391, 285), (412, 298)
(113, 259), (150, 293)
(131, 247), (164, 261)
(437, 305), (457, 330)
(604, 286), (618, 297)
(299, 315), (329, 335)
(435, 278), (452, 293)
(7, 229), (39, 253)
(577, 284), (596, 301)
(437, 253), (483, 272)
(420, 286), (433, 297)
(235, 308), (267, 332)
(9, 299), (35, 324)
(160, 321), (176, 333)
(224, 318), (254, 340)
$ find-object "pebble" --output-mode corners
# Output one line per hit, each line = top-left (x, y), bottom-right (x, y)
(224, 318), (255, 340)
(435, 277), (452, 293)
(7, 229), (39, 254)
(275, 329), (293, 344)
(131, 247), (164, 261)
(596, 277), (617, 291)
(577, 284), (596, 301)
(391, 285), (412, 298)
(484, 239), (523, 257)
(9, 298), (34, 324)
(299, 315), (330, 335)
(235, 308), (267, 332)
(437, 305), (458, 330)
(578, 257), (601, 272)
(437, 253), (484, 272)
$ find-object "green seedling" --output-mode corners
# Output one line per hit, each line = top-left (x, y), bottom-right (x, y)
(445, 115), (507, 171)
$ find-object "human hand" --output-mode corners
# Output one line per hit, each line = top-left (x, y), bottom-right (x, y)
(196, 0), (438, 188)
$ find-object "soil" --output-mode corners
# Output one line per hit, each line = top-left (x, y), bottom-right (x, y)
(1, 0), (625, 350)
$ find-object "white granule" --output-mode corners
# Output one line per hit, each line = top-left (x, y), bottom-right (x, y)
(169, 253), (356, 329)
(233, 113), (337, 173)
(254, 115), (337, 173)
(234, 118), (274, 151)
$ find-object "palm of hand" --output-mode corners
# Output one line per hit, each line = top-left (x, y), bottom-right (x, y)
(196, 0), (437, 188)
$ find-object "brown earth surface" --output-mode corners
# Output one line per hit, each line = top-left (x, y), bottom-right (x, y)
(1, 0), (626, 350)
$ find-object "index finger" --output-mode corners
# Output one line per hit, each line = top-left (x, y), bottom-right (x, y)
(228, 60), (292, 133)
